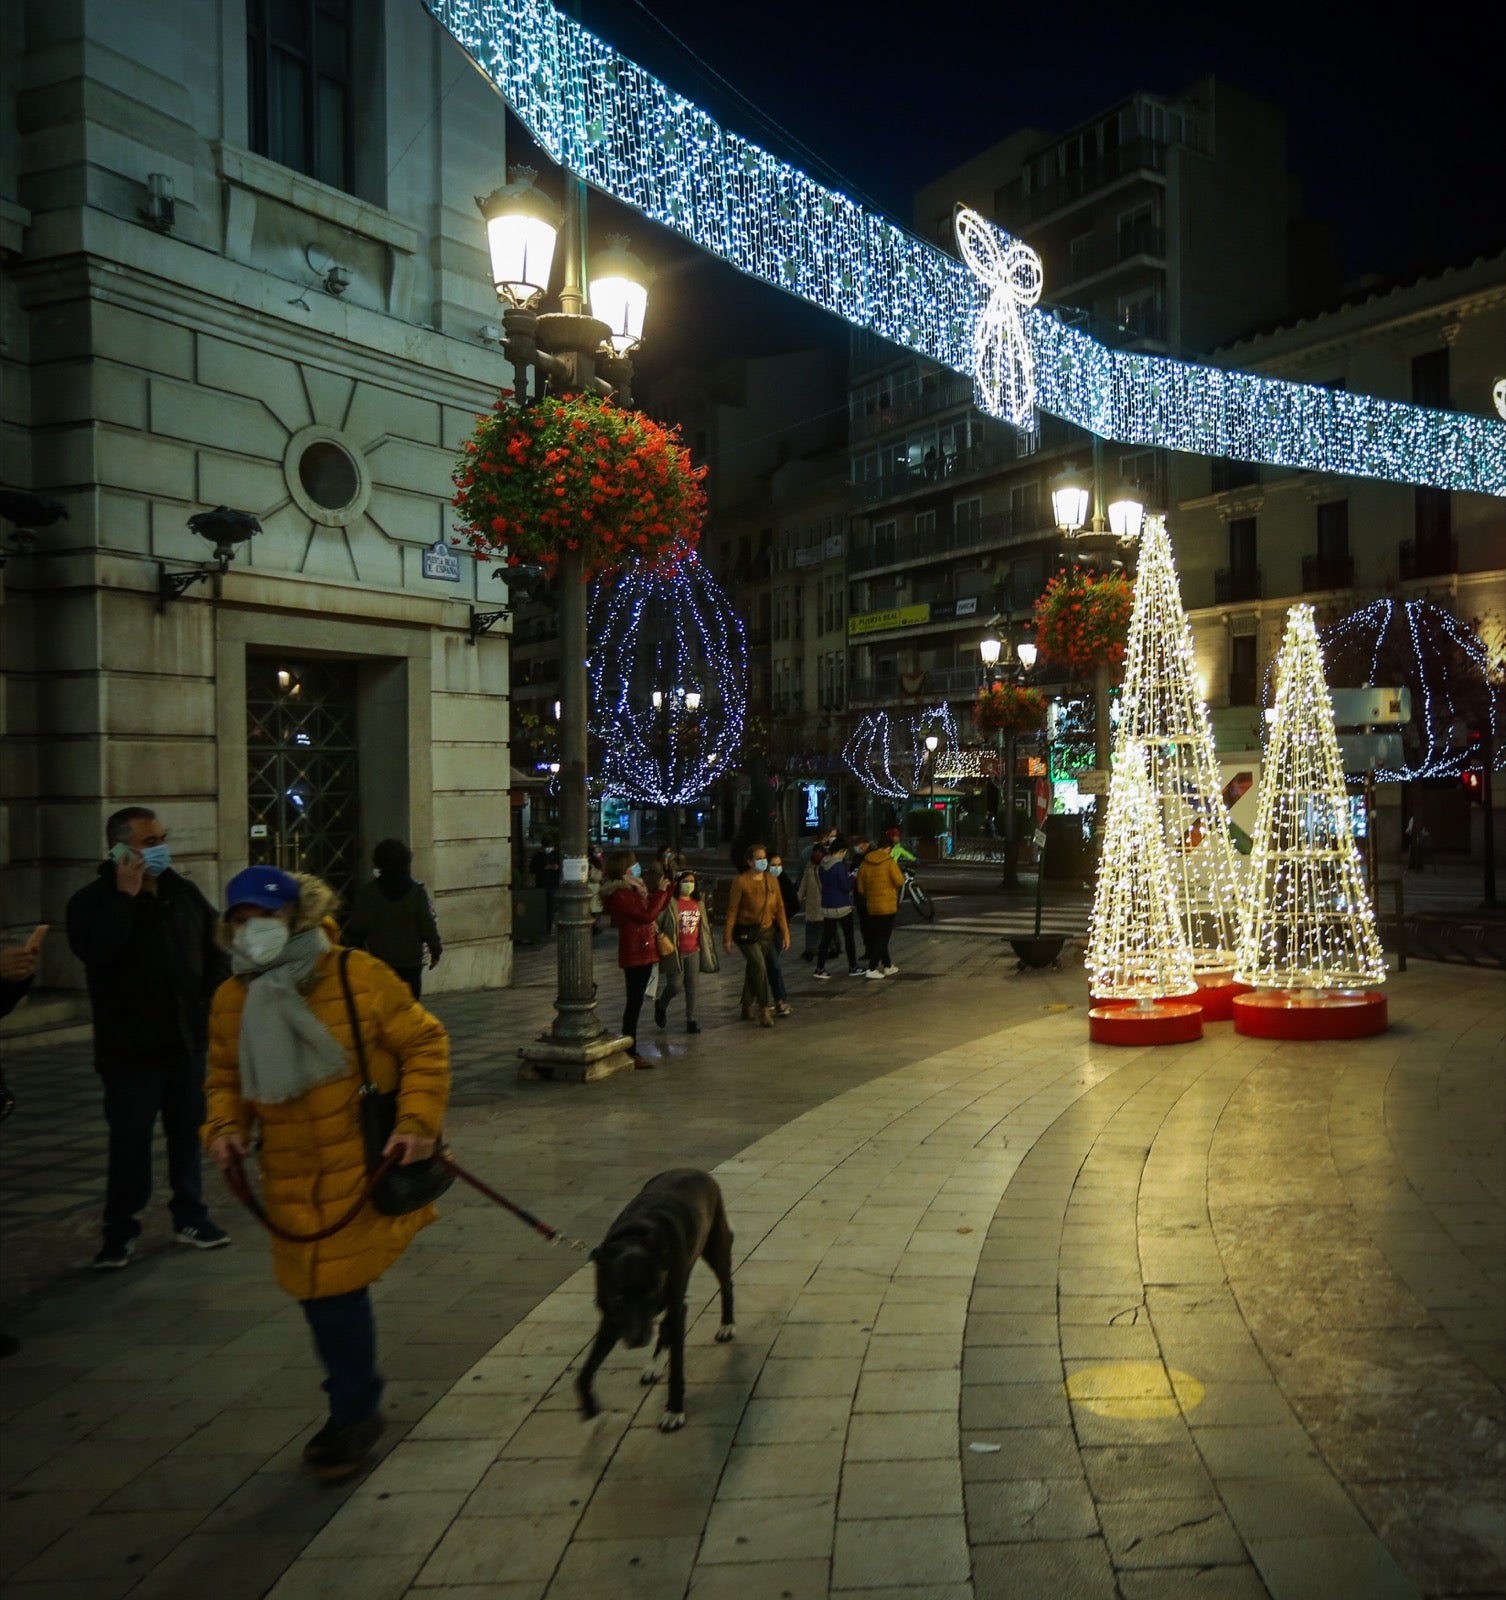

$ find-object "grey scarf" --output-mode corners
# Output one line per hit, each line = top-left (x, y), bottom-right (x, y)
(233, 928), (348, 1104)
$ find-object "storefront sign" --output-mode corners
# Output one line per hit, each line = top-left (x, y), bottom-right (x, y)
(1075, 769), (1110, 795)
(848, 603), (930, 637)
(795, 534), (845, 568)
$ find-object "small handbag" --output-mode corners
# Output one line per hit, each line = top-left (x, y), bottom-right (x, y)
(732, 922), (762, 946)
(338, 949), (454, 1218)
(656, 931), (676, 958)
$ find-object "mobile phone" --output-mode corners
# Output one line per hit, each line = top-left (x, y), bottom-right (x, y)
(23, 924), (48, 954)
(109, 843), (134, 866)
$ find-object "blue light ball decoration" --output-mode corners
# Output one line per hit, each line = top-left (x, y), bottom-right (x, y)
(588, 552), (748, 805)
(1314, 599), (1503, 780)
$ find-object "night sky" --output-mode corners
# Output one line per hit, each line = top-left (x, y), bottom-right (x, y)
(503, 2), (1502, 381)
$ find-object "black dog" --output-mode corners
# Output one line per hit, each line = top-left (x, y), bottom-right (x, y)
(576, 1168), (735, 1433)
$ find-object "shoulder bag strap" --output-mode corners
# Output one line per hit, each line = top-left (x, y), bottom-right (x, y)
(337, 947), (374, 1093)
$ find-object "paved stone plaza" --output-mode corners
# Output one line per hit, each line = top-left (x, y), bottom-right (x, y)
(1, 921), (1502, 1600)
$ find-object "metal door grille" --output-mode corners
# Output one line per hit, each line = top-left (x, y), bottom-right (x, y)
(247, 658), (361, 893)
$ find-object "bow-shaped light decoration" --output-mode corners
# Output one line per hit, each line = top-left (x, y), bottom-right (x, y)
(954, 206), (1043, 430)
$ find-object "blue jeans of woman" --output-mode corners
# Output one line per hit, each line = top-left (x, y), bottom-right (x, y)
(301, 1286), (382, 1424)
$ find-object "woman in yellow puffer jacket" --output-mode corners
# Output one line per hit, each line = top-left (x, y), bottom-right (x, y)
(202, 866), (449, 1481)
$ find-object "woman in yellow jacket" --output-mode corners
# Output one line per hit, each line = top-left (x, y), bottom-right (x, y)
(202, 867), (449, 1481)
(855, 841), (905, 978)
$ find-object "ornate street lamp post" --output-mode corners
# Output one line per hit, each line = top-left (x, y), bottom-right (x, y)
(980, 632), (1040, 891)
(478, 168), (652, 1080)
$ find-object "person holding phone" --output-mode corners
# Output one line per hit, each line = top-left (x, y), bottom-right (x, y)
(65, 807), (231, 1269)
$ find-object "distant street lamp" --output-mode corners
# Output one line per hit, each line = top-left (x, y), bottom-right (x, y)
(980, 633), (1042, 891)
(925, 731), (940, 814)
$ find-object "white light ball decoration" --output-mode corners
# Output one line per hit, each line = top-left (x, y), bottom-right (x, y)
(1118, 513), (1246, 969)
(1237, 605), (1387, 992)
(1318, 599), (1503, 780)
(588, 553), (747, 805)
(1086, 741), (1198, 1000)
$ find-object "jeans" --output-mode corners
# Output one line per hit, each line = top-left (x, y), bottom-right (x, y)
(867, 912), (897, 969)
(765, 943), (788, 1003)
(816, 914), (857, 973)
(301, 1287), (382, 1425)
(622, 962), (653, 1046)
(657, 957), (698, 1022)
(100, 1053), (210, 1247)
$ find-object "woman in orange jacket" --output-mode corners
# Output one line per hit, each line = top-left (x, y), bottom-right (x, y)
(855, 840), (905, 977)
(202, 867), (449, 1481)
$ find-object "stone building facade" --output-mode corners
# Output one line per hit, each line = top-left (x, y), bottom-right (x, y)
(1, 0), (520, 1023)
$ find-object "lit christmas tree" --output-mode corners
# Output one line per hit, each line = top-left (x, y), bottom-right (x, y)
(1118, 513), (1246, 969)
(1236, 605), (1386, 991)
(1086, 741), (1197, 1000)
(587, 552), (746, 805)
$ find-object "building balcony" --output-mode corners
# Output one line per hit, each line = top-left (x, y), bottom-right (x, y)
(1214, 566), (1262, 604)
(1063, 224), (1166, 287)
(850, 377), (975, 441)
(851, 509), (1059, 574)
(1399, 536), (1458, 581)
(1302, 553), (1355, 592)
(997, 137), (1173, 228)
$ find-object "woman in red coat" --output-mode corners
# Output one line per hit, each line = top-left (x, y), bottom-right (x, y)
(600, 849), (670, 1068)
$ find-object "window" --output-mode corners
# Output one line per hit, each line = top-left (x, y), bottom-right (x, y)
(1211, 458), (1260, 494)
(1229, 635), (1257, 705)
(247, 0), (354, 193)
(915, 510), (937, 537)
(1009, 481), (1040, 530)
(1316, 500), (1349, 561)
(1229, 518), (1257, 573)
(1411, 348), (1450, 409)
(954, 496), (982, 528)
(872, 519), (896, 565)
(1118, 287), (1162, 339)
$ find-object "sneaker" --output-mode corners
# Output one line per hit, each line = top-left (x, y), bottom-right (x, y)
(847, 966), (866, 978)
(883, 965), (900, 977)
(864, 968), (886, 980)
(812, 969), (831, 981)
(774, 1001), (792, 1017)
(304, 1415), (384, 1481)
(92, 1241), (134, 1270)
(174, 1221), (231, 1250)
(685, 1020), (701, 1034)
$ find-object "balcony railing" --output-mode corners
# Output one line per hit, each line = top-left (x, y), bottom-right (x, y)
(852, 509), (1059, 573)
(1214, 567), (1262, 604)
(1065, 224), (1166, 284)
(1302, 553), (1355, 591)
(1399, 537), (1458, 580)
(850, 377), (975, 441)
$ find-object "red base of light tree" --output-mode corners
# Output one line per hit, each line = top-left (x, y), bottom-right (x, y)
(1088, 1000), (1204, 1046)
(1232, 990), (1388, 1039)
(1193, 974), (1252, 1022)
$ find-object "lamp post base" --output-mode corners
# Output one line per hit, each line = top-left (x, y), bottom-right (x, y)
(517, 1031), (637, 1082)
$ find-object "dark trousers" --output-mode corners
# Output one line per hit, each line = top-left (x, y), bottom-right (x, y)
(867, 912), (897, 969)
(394, 966), (423, 999)
(855, 900), (872, 962)
(657, 958), (698, 1022)
(736, 930), (773, 1009)
(622, 962), (653, 1046)
(816, 915), (857, 972)
(301, 1287), (382, 1425)
(100, 1053), (210, 1247)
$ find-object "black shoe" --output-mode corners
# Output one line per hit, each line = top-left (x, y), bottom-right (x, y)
(174, 1221), (231, 1250)
(653, 1005), (667, 1028)
(686, 1020), (700, 1034)
(304, 1415), (384, 1481)
(92, 1241), (134, 1270)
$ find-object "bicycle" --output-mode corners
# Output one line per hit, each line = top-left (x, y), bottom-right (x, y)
(899, 866), (936, 922)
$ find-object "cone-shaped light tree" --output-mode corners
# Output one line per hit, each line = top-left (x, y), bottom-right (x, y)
(1236, 605), (1387, 991)
(1118, 513), (1245, 969)
(1086, 741), (1198, 999)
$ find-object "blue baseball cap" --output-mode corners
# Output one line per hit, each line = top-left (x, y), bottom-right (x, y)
(224, 866), (300, 912)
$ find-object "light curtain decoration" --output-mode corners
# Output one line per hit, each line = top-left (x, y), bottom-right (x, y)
(1117, 514), (1246, 969)
(1236, 605), (1387, 991)
(425, 0), (1505, 495)
(954, 207), (1042, 429)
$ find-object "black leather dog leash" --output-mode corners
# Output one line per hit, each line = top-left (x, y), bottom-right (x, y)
(225, 1148), (589, 1252)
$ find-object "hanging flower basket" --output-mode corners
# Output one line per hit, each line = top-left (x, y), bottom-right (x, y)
(974, 681), (1047, 736)
(1034, 567), (1133, 675)
(451, 392), (707, 579)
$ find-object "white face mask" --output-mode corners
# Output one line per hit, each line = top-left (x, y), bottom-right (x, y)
(233, 917), (290, 967)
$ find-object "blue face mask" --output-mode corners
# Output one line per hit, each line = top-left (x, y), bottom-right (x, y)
(752, 858), (768, 872)
(770, 864), (783, 877)
(140, 844), (172, 876)
(629, 862), (642, 878)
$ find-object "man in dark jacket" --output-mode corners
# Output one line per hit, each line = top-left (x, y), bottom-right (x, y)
(65, 806), (231, 1268)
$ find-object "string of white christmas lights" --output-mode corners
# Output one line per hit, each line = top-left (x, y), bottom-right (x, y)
(587, 554), (747, 804)
(841, 702), (961, 798)
(1236, 605), (1387, 990)
(1086, 741), (1198, 999)
(1117, 514), (1246, 968)
(426, 0), (1506, 495)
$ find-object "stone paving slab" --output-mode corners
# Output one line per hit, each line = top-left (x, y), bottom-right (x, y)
(0, 929), (1502, 1599)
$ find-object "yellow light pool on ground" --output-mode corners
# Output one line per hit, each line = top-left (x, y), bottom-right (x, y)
(1064, 1361), (1205, 1419)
